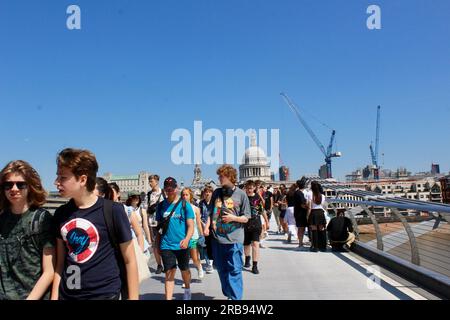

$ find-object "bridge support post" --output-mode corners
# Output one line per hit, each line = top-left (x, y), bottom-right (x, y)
(361, 205), (384, 251)
(390, 208), (421, 266)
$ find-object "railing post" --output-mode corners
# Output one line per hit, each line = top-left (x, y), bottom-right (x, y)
(361, 205), (384, 251)
(440, 212), (450, 224)
(390, 208), (421, 266)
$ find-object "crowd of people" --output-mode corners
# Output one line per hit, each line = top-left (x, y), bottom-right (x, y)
(0, 147), (355, 301)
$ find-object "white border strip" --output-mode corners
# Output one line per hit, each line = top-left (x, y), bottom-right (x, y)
(344, 253), (428, 300)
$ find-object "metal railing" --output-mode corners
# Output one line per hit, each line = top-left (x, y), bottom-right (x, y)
(327, 196), (450, 280)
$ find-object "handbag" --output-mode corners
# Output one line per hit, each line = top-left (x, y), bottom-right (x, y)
(132, 238), (151, 283)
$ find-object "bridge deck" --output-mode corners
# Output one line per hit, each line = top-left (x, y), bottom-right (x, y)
(139, 221), (433, 300)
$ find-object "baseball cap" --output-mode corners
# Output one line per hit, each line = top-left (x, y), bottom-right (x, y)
(163, 177), (177, 190)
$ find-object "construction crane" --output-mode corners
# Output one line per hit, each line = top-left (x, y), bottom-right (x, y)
(280, 92), (342, 179)
(369, 105), (381, 180)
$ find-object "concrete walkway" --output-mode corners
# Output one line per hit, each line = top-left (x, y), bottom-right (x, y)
(139, 220), (427, 300)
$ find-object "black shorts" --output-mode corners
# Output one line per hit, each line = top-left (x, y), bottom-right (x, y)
(244, 228), (262, 246)
(160, 249), (190, 272)
(279, 209), (287, 219)
(294, 212), (308, 228)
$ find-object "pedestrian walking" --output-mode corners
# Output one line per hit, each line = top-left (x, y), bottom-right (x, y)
(155, 177), (194, 300)
(52, 148), (139, 300)
(243, 180), (265, 274)
(208, 165), (250, 300)
(199, 185), (214, 273)
(146, 174), (165, 274)
(0, 160), (56, 300)
(181, 187), (205, 280)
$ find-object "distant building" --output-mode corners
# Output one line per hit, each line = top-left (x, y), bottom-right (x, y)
(346, 166), (415, 181)
(271, 172), (276, 181)
(440, 175), (450, 204)
(319, 164), (328, 180)
(431, 163), (441, 175)
(239, 133), (272, 183)
(279, 166), (290, 181)
(103, 171), (150, 196)
(362, 166), (372, 180)
(190, 164), (217, 197)
(395, 167), (411, 179)
(364, 177), (442, 202)
(346, 169), (363, 182)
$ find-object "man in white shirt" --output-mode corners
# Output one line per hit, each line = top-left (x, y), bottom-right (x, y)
(147, 174), (165, 274)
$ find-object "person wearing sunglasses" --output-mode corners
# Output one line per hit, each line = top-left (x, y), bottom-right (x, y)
(0, 160), (56, 300)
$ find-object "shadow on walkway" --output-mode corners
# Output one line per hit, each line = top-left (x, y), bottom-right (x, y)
(140, 292), (216, 300)
(333, 252), (415, 300)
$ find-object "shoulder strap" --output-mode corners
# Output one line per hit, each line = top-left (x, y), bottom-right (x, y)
(103, 199), (118, 249)
(28, 208), (46, 249)
(183, 200), (189, 234)
(165, 198), (182, 222)
(219, 189), (225, 204)
(102, 199), (128, 300)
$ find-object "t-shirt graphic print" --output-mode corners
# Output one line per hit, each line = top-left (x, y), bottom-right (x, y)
(60, 218), (100, 263)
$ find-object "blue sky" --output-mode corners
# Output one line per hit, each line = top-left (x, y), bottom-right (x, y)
(1, 0), (449, 190)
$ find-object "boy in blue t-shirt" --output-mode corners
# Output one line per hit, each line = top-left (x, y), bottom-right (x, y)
(155, 177), (194, 300)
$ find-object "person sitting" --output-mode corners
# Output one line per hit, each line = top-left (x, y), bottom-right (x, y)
(326, 212), (355, 252)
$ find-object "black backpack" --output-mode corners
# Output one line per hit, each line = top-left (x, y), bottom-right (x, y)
(102, 199), (128, 300)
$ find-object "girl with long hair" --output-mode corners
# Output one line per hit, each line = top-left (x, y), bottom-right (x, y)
(308, 181), (327, 252)
(0, 160), (56, 299)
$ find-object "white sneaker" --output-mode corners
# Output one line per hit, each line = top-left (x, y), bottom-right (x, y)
(183, 289), (191, 300)
(205, 265), (214, 273)
(198, 267), (204, 279)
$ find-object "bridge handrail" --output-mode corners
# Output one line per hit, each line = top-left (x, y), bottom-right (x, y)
(327, 197), (450, 269)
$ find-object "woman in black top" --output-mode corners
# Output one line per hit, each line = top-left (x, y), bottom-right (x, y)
(278, 185), (288, 235)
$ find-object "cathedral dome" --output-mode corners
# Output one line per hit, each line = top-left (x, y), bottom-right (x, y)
(242, 145), (268, 166)
(239, 132), (272, 183)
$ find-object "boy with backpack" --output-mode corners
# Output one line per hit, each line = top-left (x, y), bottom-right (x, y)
(0, 160), (56, 300)
(51, 148), (139, 300)
(207, 165), (251, 300)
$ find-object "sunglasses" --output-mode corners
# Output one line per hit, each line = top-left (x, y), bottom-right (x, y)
(2, 181), (28, 190)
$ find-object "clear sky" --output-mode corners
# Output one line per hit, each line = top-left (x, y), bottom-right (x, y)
(1, 0), (449, 190)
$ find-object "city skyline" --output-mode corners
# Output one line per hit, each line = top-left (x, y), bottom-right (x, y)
(1, 0), (449, 190)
